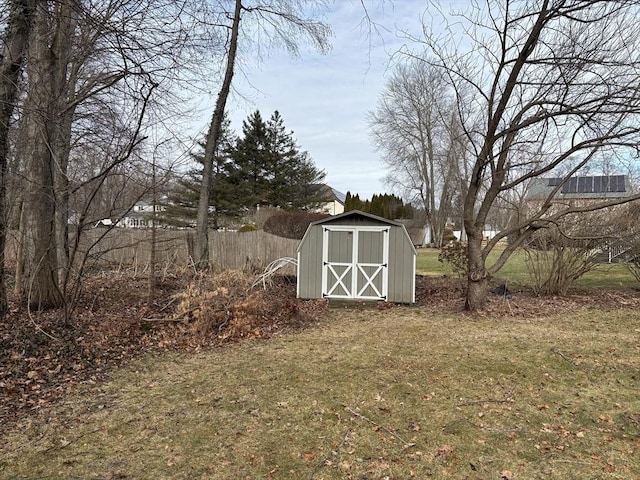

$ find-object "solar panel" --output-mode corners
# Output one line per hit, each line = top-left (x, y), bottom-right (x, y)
(548, 178), (563, 187)
(594, 176), (602, 193)
(577, 177), (586, 193)
(561, 177), (576, 194)
(614, 175), (626, 192)
(554, 175), (627, 195)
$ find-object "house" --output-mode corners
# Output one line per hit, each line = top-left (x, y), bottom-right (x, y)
(297, 210), (416, 303)
(525, 175), (635, 262)
(119, 201), (166, 229)
(315, 185), (346, 216)
(526, 175), (632, 203)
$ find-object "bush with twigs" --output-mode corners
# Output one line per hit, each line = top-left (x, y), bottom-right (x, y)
(438, 241), (468, 278)
(263, 210), (329, 240)
(523, 222), (601, 295)
(170, 270), (323, 344)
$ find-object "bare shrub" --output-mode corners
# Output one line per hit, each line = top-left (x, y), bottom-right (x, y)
(524, 226), (600, 295)
(609, 203), (640, 283)
(438, 241), (468, 277)
(263, 211), (328, 240)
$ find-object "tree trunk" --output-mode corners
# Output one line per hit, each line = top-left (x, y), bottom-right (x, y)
(465, 273), (491, 310)
(14, 203), (25, 299)
(51, 0), (79, 288)
(465, 228), (491, 310)
(148, 159), (157, 303)
(20, 0), (62, 309)
(194, 0), (242, 269)
(0, 0), (36, 316)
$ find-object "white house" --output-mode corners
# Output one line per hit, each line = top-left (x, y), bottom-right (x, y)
(119, 201), (166, 228)
(315, 185), (346, 216)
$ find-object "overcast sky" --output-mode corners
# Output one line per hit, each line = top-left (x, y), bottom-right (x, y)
(207, 1), (435, 200)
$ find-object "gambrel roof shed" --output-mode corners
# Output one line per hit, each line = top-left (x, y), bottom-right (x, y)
(297, 210), (416, 303)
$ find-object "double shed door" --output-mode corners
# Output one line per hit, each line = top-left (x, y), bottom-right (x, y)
(321, 226), (389, 300)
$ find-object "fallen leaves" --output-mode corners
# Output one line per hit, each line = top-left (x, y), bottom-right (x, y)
(0, 270), (325, 434)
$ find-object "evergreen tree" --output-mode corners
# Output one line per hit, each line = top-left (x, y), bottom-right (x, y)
(230, 110), (270, 208)
(342, 192), (414, 220)
(230, 109), (325, 210)
(162, 115), (238, 228)
(165, 109), (326, 226)
(264, 110), (325, 209)
(264, 110), (299, 207)
(344, 191), (353, 211)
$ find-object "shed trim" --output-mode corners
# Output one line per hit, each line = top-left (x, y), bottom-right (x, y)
(321, 225), (389, 300)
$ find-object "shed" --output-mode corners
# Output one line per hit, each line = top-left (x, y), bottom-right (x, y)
(297, 210), (416, 303)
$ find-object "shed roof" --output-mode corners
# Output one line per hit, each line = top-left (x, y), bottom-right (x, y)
(298, 210), (416, 254)
(308, 209), (405, 227)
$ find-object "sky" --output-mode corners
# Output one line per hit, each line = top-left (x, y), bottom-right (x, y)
(205, 1), (434, 200)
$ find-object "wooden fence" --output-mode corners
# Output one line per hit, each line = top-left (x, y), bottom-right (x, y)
(5, 229), (300, 272)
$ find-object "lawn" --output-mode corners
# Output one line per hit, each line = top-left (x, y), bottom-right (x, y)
(417, 247), (638, 289)
(2, 306), (639, 479)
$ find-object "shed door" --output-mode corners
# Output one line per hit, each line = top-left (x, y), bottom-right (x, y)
(321, 226), (389, 300)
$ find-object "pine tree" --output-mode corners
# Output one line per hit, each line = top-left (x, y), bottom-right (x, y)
(162, 116), (238, 228)
(264, 110), (325, 209)
(342, 192), (414, 220)
(264, 110), (299, 207)
(230, 110), (270, 208)
(344, 191), (353, 211)
(168, 109), (326, 225)
(230, 109), (325, 211)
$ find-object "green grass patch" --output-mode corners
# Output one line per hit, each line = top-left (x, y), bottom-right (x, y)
(2, 308), (639, 479)
(417, 247), (638, 288)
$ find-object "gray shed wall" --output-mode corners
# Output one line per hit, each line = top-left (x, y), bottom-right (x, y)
(387, 226), (416, 303)
(297, 224), (323, 299)
(297, 214), (416, 303)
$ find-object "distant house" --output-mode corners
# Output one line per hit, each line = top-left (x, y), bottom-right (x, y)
(526, 175), (635, 262)
(526, 175), (632, 203)
(315, 185), (346, 216)
(120, 201), (166, 229)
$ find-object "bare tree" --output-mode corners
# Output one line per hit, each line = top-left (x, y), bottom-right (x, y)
(410, 0), (640, 310)
(369, 57), (475, 246)
(14, 0), (213, 310)
(193, 0), (332, 269)
(0, 0), (36, 316)
(370, 59), (450, 245)
(195, 0), (242, 270)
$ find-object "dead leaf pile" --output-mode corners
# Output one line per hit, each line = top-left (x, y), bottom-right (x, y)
(414, 274), (640, 318)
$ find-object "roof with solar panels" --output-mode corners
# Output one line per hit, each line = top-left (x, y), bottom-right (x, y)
(526, 175), (632, 201)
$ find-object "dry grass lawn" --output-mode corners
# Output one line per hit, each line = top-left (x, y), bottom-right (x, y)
(2, 306), (639, 479)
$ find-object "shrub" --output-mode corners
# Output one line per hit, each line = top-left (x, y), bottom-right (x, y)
(524, 226), (600, 295)
(263, 210), (329, 240)
(438, 241), (468, 277)
(238, 223), (257, 232)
